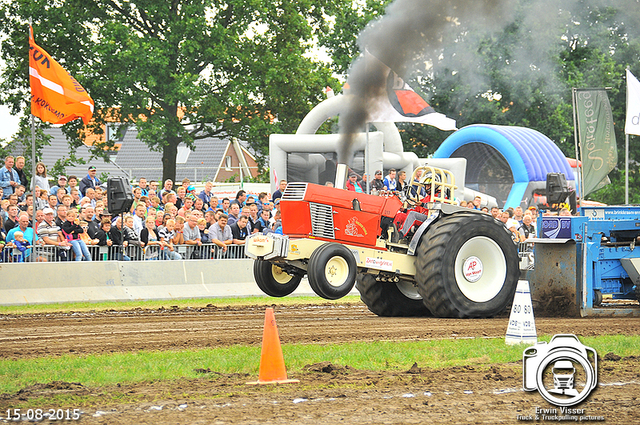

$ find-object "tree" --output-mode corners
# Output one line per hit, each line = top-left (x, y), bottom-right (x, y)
(0, 0), (346, 181)
(318, 0), (392, 76)
(321, 0), (640, 204)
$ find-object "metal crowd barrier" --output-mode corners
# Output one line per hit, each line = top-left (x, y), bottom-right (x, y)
(0, 243), (249, 262)
(517, 241), (535, 270)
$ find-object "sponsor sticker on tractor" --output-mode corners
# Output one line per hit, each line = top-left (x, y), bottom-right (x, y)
(365, 257), (393, 271)
(251, 235), (271, 246)
(463, 256), (483, 282)
(541, 217), (572, 239)
(345, 217), (367, 237)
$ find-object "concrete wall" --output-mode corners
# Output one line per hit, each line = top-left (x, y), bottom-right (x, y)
(0, 260), (321, 306)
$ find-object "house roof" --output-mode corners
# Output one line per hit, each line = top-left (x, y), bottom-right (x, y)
(11, 127), (129, 180)
(113, 127), (236, 182)
(12, 126), (258, 183)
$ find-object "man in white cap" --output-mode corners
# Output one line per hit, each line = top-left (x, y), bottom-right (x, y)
(37, 207), (71, 261)
(49, 175), (68, 196)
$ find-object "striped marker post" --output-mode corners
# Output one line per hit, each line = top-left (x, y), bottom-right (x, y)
(505, 280), (537, 345)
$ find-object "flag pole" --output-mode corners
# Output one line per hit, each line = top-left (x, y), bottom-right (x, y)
(571, 88), (583, 208)
(30, 114), (37, 228)
(626, 68), (630, 205)
(29, 20), (38, 234)
(625, 133), (629, 205)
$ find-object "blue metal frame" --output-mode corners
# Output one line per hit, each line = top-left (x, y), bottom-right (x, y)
(540, 206), (640, 315)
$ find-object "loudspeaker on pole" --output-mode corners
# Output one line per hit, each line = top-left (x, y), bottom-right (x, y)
(107, 177), (134, 215)
(505, 280), (537, 345)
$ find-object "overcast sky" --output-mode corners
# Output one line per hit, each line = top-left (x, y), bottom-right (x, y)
(0, 105), (20, 142)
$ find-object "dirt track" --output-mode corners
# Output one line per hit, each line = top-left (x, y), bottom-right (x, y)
(1, 303), (640, 424)
(2, 303), (640, 359)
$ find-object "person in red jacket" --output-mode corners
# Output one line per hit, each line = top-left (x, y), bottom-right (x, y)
(346, 173), (363, 193)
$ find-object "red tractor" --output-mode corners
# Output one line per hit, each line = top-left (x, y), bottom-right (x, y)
(245, 166), (519, 318)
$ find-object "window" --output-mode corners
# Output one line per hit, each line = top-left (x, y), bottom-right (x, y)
(176, 146), (191, 164)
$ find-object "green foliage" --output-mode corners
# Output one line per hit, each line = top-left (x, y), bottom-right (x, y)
(223, 174), (240, 184)
(319, 0), (393, 75)
(0, 0), (348, 182)
(591, 164), (640, 204)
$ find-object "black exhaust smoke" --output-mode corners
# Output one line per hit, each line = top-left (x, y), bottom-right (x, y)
(338, 0), (514, 164)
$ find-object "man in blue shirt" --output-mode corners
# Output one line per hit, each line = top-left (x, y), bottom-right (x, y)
(0, 156), (20, 199)
(383, 168), (397, 191)
(79, 166), (102, 196)
(138, 177), (149, 196)
(198, 181), (214, 206)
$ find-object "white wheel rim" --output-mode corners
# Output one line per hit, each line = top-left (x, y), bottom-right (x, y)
(272, 265), (293, 284)
(324, 256), (350, 287)
(454, 236), (507, 302)
(396, 281), (422, 300)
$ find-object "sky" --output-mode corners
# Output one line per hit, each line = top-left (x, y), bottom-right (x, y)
(0, 105), (20, 142)
(0, 54), (21, 142)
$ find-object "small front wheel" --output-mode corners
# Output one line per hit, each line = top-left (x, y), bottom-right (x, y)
(253, 259), (302, 297)
(308, 243), (357, 300)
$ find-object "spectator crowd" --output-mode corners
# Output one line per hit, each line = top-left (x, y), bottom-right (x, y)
(1, 154), (562, 262)
(0, 156), (286, 262)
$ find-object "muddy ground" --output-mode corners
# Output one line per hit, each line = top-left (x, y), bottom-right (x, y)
(1, 303), (639, 424)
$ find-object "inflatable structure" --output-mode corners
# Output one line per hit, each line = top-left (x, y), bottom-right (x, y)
(435, 124), (575, 208)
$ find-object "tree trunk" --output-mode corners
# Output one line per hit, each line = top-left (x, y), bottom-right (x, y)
(162, 136), (179, 183)
(161, 104), (181, 182)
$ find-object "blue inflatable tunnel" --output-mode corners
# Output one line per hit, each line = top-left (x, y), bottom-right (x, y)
(433, 124), (574, 208)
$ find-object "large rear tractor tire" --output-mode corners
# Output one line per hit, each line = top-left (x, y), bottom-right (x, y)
(356, 273), (431, 317)
(415, 212), (519, 318)
(253, 259), (302, 297)
(308, 243), (357, 300)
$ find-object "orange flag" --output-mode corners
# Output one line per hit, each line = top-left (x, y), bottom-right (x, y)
(29, 26), (94, 125)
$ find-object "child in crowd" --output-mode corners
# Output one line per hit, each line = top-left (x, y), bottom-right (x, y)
(157, 218), (181, 260)
(197, 218), (210, 244)
(79, 220), (100, 247)
(149, 196), (163, 213)
(62, 210), (93, 261)
(172, 216), (185, 246)
(7, 231), (31, 262)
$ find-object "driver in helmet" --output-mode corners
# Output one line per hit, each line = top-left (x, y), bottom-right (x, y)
(399, 171), (450, 238)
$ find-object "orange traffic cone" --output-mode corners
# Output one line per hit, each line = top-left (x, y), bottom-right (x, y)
(246, 308), (299, 385)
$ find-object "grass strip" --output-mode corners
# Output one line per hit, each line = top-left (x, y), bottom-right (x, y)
(0, 295), (361, 315)
(1, 335), (639, 395)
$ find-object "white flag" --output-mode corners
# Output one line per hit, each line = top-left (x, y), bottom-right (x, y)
(625, 69), (640, 136)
